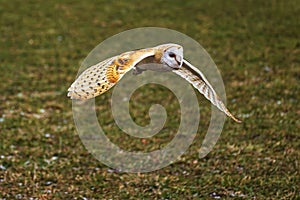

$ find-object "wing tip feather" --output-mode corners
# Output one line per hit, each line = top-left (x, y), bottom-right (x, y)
(230, 114), (242, 123)
(224, 107), (242, 123)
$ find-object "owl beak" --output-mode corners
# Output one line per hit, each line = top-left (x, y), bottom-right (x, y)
(176, 55), (183, 68)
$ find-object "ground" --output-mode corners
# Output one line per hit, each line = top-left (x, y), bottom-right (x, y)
(0, 0), (299, 199)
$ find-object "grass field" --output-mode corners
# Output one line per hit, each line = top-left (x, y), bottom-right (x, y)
(0, 0), (299, 199)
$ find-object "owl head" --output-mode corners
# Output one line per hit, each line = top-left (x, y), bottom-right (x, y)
(156, 44), (183, 69)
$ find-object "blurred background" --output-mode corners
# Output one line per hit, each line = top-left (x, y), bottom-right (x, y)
(0, 0), (299, 199)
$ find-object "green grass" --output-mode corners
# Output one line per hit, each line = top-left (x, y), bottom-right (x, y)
(0, 0), (299, 199)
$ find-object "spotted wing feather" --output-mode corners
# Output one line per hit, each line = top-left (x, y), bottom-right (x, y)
(67, 49), (155, 100)
(67, 56), (117, 100)
(173, 60), (241, 123)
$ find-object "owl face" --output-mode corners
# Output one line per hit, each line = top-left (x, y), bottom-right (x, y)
(160, 45), (183, 69)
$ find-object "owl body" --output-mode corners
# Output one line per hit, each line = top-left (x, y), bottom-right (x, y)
(68, 44), (241, 123)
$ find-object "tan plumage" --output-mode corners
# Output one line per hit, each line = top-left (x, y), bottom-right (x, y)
(68, 43), (241, 123)
(67, 48), (155, 100)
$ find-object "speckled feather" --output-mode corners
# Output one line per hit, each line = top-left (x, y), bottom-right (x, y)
(67, 56), (116, 100)
(67, 48), (155, 100)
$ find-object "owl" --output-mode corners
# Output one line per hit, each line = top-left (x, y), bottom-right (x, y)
(68, 43), (241, 123)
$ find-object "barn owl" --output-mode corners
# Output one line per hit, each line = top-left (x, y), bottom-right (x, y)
(68, 43), (241, 123)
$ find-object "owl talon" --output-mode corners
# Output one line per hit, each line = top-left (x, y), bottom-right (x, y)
(132, 67), (146, 75)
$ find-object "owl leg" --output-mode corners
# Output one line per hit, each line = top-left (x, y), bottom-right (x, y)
(132, 66), (147, 76)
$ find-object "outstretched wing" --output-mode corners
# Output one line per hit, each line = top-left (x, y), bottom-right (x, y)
(173, 60), (241, 123)
(67, 48), (155, 100)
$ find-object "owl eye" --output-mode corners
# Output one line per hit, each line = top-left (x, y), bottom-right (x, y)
(168, 52), (176, 58)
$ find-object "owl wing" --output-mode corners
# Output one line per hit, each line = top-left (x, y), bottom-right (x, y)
(173, 60), (241, 123)
(67, 48), (155, 100)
